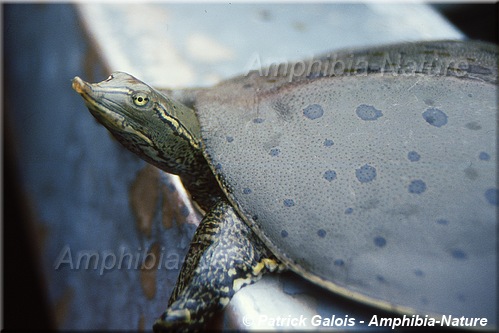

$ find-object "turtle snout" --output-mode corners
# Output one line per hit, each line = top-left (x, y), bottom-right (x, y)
(72, 76), (91, 95)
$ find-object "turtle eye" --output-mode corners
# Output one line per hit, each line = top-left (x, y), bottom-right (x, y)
(105, 74), (113, 82)
(132, 92), (150, 107)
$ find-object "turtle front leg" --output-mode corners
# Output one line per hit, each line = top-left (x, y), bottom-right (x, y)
(153, 200), (284, 332)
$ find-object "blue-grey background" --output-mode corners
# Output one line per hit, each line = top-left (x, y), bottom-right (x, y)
(4, 4), (199, 329)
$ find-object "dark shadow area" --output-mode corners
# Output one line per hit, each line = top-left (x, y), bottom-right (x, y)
(433, 3), (498, 44)
(3, 113), (55, 330)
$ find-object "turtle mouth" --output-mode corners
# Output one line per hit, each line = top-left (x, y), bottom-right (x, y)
(72, 76), (154, 147)
(72, 76), (128, 127)
(72, 76), (107, 111)
(71, 76), (88, 95)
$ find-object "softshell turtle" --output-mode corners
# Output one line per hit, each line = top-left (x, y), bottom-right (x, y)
(72, 40), (498, 331)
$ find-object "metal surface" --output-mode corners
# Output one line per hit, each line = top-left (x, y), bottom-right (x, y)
(75, 3), (462, 87)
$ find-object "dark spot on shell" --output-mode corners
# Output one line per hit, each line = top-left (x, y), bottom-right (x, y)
(252, 215), (259, 221)
(465, 121), (481, 130)
(280, 230), (288, 238)
(408, 180), (426, 194)
(269, 148), (281, 157)
(408, 151), (420, 162)
(424, 98), (434, 106)
(226, 136), (234, 143)
(323, 139), (334, 147)
(376, 275), (386, 283)
(464, 167), (479, 180)
(451, 249), (467, 260)
(355, 164), (376, 183)
(485, 188), (498, 206)
(414, 269), (424, 277)
(215, 163), (222, 171)
(345, 207), (353, 214)
(479, 152), (490, 161)
(323, 170), (337, 182)
(242, 188), (252, 194)
(437, 219), (449, 225)
(283, 199), (295, 207)
(253, 118), (265, 124)
(334, 259), (344, 266)
(355, 104), (383, 121)
(423, 107), (447, 127)
(317, 229), (327, 238)
(303, 104), (324, 120)
(243, 83), (253, 89)
(374, 236), (386, 248)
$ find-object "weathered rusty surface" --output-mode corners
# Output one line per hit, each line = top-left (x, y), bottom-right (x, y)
(140, 242), (161, 300)
(130, 165), (161, 238)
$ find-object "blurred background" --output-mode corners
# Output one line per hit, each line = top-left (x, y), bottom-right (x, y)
(3, 2), (497, 331)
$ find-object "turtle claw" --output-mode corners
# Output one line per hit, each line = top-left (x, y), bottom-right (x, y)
(153, 308), (193, 333)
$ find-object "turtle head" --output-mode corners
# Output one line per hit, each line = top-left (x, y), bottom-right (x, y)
(72, 72), (203, 175)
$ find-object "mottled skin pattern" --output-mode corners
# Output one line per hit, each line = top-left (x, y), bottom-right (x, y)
(157, 201), (282, 331)
(72, 40), (498, 331)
